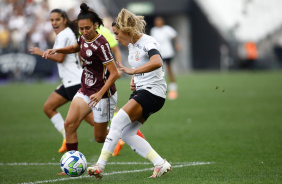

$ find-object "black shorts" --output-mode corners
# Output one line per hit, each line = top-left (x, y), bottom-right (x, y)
(129, 89), (165, 120)
(163, 57), (173, 64)
(55, 84), (81, 101)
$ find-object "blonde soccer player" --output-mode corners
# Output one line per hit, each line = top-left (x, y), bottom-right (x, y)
(87, 8), (171, 179)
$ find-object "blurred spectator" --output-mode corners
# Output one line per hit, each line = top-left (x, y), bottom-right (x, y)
(0, 0), (53, 54)
(0, 21), (10, 54)
(238, 41), (258, 69)
(150, 16), (181, 100)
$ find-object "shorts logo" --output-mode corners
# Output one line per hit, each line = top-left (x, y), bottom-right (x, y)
(95, 107), (101, 111)
(86, 49), (92, 57)
(135, 51), (140, 61)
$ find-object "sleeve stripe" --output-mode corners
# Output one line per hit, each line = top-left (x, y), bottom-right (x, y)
(103, 59), (114, 66)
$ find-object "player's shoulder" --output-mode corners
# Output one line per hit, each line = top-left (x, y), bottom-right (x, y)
(58, 27), (75, 40)
(141, 34), (158, 45)
(96, 34), (110, 46)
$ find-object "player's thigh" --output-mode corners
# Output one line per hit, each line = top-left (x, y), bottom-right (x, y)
(122, 99), (143, 123)
(44, 91), (68, 110)
(66, 97), (92, 126)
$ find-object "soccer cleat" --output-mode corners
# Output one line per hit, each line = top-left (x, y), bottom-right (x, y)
(56, 171), (66, 175)
(58, 139), (67, 153)
(150, 160), (171, 178)
(112, 139), (125, 156)
(168, 91), (178, 100)
(87, 164), (104, 179)
(137, 129), (145, 139)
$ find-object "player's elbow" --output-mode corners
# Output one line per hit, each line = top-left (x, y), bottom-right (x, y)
(153, 60), (162, 69)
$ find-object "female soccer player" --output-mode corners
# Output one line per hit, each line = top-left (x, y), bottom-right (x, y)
(150, 16), (181, 100)
(43, 4), (118, 152)
(87, 8), (171, 178)
(30, 9), (95, 153)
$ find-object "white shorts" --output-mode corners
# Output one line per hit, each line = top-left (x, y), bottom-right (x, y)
(73, 91), (117, 123)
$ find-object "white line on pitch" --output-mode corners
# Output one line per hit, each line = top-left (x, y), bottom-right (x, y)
(17, 162), (213, 184)
(0, 162), (153, 166)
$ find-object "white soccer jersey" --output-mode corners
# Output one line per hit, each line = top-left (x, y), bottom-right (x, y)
(53, 27), (82, 88)
(150, 25), (177, 59)
(128, 34), (167, 98)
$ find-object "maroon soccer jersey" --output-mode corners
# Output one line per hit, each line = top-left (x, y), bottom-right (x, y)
(77, 34), (116, 98)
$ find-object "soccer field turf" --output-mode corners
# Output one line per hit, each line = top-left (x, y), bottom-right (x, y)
(0, 71), (281, 184)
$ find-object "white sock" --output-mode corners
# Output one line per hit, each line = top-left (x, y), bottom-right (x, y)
(97, 109), (132, 168)
(50, 113), (65, 138)
(169, 82), (178, 91)
(121, 121), (164, 166)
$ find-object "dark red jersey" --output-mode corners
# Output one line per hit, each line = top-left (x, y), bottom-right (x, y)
(77, 34), (116, 98)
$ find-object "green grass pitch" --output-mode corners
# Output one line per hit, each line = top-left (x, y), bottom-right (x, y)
(0, 71), (281, 184)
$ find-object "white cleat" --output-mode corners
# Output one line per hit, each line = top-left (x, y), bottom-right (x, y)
(150, 159), (172, 178)
(87, 164), (104, 179)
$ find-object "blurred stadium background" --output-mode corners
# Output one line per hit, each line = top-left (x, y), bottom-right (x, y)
(1, 1), (282, 183)
(1, 0), (282, 81)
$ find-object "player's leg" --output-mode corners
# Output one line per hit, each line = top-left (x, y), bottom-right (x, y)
(57, 93), (92, 176)
(93, 121), (108, 143)
(87, 99), (140, 177)
(120, 92), (171, 177)
(121, 121), (171, 178)
(43, 85), (69, 153)
(165, 59), (178, 100)
(64, 96), (92, 151)
(88, 90), (170, 178)
(83, 112), (95, 126)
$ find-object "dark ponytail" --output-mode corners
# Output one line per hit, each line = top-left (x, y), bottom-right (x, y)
(50, 9), (79, 38)
(77, 3), (103, 28)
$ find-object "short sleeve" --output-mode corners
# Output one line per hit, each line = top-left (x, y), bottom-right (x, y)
(97, 42), (114, 65)
(53, 35), (67, 49)
(143, 42), (159, 57)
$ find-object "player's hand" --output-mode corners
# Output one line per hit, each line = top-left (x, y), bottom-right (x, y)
(88, 92), (103, 108)
(116, 61), (135, 75)
(130, 77), (136, 91)
(42, 49), (57, 59)
(29, 47), (43, 56)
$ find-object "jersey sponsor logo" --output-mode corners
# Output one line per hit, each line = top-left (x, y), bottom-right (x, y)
(101, 45), (109, 60)
(84, 68), (96, 86)
(135, 51), (140, 61)
(81, 57), (92, 65)
(85, 77), (96, 86)
(86, 49), (92, 57)
(84, 43), (88, 48)
(106, 43), (113, 58)
(90, 43), (97, 50)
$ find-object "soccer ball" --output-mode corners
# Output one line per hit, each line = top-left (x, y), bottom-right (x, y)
(60, 150), (87, 177)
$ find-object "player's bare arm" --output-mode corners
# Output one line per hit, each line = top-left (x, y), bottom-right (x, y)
(42, 44), (80, 59)
(117, 54), (162, 75)
(130, 76), (136, 91)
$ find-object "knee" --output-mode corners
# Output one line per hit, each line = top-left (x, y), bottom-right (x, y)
(43, 102), (55, 117)
(64, 119), (76, 132)
(43, 103), (50, 115)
